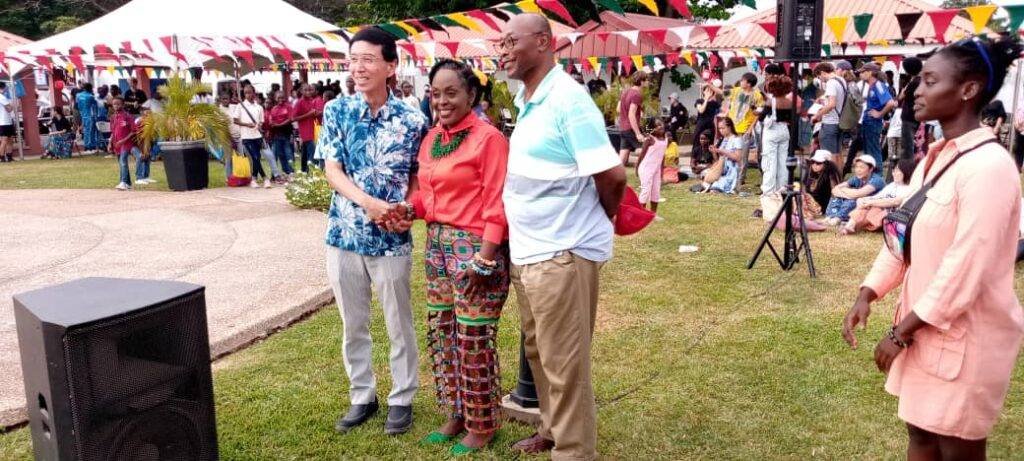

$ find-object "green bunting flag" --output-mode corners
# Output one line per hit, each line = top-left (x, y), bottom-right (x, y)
(741, 0), (756, 8)
(594, 0), (625, 15)
(822, 44), (831, 57)
(377, 23), (409, 39)
(853, 13), (873, 39)
(499, 4), (524, 15)
(1005, 4), (1024, 33)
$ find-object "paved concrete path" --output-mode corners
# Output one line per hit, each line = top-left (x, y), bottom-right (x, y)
(0, 187), (331, 427)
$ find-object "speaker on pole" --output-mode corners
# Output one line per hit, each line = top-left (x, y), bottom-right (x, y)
(774, 0), (825, 62)
(14, 278), (218, 461)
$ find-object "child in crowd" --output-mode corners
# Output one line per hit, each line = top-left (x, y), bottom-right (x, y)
(134, 108), (153, 184)
(109, 97), (138, 190)
(821, 155), (885, 226)
(803, 149), (842, 211)
(636, 118), (669, 218)
(839, 158), (915, 235)
(697, 118), (744, 194)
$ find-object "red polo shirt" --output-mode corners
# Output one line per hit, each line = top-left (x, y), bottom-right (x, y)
(109, 110), (137, 153)
(410, 113), (509, 245)
(292, 96), (324, 142)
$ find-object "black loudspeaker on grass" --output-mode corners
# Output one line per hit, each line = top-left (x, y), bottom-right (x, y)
(774, 0), (825, 61)
(14, 278), (218, 460)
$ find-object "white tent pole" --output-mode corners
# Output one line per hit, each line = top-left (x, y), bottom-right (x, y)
(8, 69), (25, 161)
(1009, 59), (1022, 156)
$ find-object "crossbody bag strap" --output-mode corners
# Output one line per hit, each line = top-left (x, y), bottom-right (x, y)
(922, 138), (999, 189)
(239, 102), (258, 126)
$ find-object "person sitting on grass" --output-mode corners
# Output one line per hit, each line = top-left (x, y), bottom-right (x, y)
(822, 155), (885, 225)
(636, 118), (669, 218)
(45, 107), (74, 159)
(803, 149), (842, 211)
(690, 130), (713, 175)
(839, 158), (915, 235)
(697, 118), (743, 194)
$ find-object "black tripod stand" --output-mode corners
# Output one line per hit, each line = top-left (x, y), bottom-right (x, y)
(747, 182), (817, 277)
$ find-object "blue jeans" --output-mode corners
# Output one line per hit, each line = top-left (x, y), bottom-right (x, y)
(300, 140), (316, 173)
(134, 147), (150, 180)
(117, 149), (133, 185)
(272, 136), (294, 174)
(825, 197), (857, 221)
(242, 139), (267, 180)
(861, 121), (884, 168)
(82, 116), (98, 150)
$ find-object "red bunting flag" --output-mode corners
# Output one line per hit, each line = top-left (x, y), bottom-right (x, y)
(620, 55), (633, 74)
(666, 53), (680, 67)
(580, 57), (592, 73)
(34, 55), (53, 71)
(667, 0), (690, 18)
(888, 55), (903, 69)
(67, 47), (86, 72)
(466, 10), (503, 32)
(158, 36), (188, 63)
(536, 0), (577, 26)
(315, 47), (331, 64)
(596, 32), (611, 42)
(644, 29), (668, 43)
(701, 25), (722, 43)
(440, 41), (460, 57)
(757, 21), (777, 38)
(398, 42), (419, 60)
(197, 49), (225, 63)
(854, 41), (868, 53)
(120, 41), (135, 54)
(232, 50), (255, 68)
(142, 39), (154, 53)
(927, 9), (958, 44)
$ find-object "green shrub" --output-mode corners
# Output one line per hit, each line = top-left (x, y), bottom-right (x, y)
(285, 169), (333, 212)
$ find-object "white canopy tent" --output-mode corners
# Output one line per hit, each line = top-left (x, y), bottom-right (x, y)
(5, 0), (348, 75)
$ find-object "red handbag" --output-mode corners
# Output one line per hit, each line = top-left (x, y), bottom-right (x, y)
(615, 186), (656, 236)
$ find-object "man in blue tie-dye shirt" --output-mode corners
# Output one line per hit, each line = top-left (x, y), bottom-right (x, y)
(318, 27), (427, 436)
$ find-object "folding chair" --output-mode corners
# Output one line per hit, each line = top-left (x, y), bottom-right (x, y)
(95, 121), (111, 154)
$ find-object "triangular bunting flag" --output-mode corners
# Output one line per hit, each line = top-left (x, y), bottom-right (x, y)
(465, 10), (503, 33)
(670, 26), (694, 47)
(561, 32), (584, 45)
(822, 44), (832, 57)
(840, 42), (849, 54)
(889, 55), (903, 69)
(447, 12), (484, 32)
(394, 21), (419, 37)
(852, 14), (873, 39)
(927, 9), (958, 44)
(895, 12), (922, 40)
(440, 41), (460, 57)
(594, 0), (625, 15)
(1005, 4), (1024, 33)
(873, 56), (886, 65)
(621, 55), (634, 74)
(757, 22), (777, 38)
(580, 58), (592, 73)
(588, 56), (601, 72)
(855, 41), (867, 53)
(665, 53), (680, 67)
(398, 43), (418, 60)
(536, 0), (577, 27)
(596, 31), (611, 42)
(963, 5), (997, 34)
(614, 30), (640, 46)
(667, 0), (690, 18)
(644, 29), (668, 43)
(515, 0), (542, 14)
(732, 23), (755, 41)
(825, 17), (849, 41)
(701, 25), (722, 44)
(637, 0), (658, 16)
(631, 55), (644, 71)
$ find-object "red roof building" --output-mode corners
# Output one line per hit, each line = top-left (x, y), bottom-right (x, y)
(556, 11), (696, 59)
(0, 29), (31, 53)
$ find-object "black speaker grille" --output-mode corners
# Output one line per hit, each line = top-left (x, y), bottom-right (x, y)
(62, 291), (216, 460)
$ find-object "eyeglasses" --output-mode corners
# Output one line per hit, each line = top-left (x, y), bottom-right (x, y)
(494, 32), (545, 53)
(349, 54), (384, 66)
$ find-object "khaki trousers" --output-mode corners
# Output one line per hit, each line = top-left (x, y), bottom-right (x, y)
(511, 252), (604, 461)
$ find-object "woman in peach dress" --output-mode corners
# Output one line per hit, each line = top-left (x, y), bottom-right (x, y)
(842, 37), (1024, 460)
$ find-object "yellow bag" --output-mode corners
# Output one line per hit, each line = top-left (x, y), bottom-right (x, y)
(664, 141), (679, 167)
(231, 150), (251, 179)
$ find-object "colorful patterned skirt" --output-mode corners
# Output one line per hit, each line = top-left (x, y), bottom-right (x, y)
(424, 223), (510, 435)
(46, 133), (74, 158)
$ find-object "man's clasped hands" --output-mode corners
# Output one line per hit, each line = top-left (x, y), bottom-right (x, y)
(363, 198), (414, 233)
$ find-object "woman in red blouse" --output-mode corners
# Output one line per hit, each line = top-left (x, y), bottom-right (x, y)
(388, 59), (509, 456)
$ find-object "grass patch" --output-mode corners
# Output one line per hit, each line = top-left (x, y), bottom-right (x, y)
(2, 171), (1023, 460)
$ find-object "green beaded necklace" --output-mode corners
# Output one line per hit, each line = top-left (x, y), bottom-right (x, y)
(430, 128), (470, 159)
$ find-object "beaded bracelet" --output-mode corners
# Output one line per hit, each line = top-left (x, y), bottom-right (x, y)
(398, 201), (415, 221)
(887, 326), (912, 349)
(471, 260), (495, 276)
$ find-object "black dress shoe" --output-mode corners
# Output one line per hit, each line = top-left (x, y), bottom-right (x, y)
(335, 399), (379, 433)
(384, 405), (413, 435)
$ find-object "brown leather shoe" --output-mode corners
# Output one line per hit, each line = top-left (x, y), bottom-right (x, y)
(511, 433), (555, 454)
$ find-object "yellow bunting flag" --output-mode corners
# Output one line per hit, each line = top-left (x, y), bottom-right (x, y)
(637, 0), (659, 15)
(630, 55), (644, 71)
(147, 68), (156, 78)
(516, 0), (542, 13)
(448, 12), (484, 32)
(106, 66), (115, 73)
(682, 52), (694, 66)
(323, 32), (342, 41)
(588, 56), (600, 72)
(825, 17), (849, 41)
(873, 56), (887, 65)
(964, 5), (998, 34)
(395, 21), (419, 37)
(346, 26), (362, 34)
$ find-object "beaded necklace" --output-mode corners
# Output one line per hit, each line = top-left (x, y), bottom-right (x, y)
(430, 127), (471, 159)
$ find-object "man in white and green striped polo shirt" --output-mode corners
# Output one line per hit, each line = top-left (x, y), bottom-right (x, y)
(499, 13), (627, 461)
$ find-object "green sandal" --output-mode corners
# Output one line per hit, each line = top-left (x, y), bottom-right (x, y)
(420, 431), (456, 445)
(449, 442), (479, 457)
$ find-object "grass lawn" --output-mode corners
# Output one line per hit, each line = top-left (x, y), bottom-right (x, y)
(1, 170), (1023, 460)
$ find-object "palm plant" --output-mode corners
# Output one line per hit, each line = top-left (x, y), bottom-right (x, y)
(139, 77), (232, 153)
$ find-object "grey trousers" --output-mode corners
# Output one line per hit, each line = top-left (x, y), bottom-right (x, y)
(326, 246), (418, 406)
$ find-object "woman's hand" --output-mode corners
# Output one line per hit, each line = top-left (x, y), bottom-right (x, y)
(842, 298), (872, 349)
(874, 336), (903, 373)
(463, 266), (487, 300)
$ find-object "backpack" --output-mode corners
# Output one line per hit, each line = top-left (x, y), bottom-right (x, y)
(839, 82), (865, 131)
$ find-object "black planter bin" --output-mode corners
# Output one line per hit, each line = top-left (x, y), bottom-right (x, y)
(160, 141), (209, 191)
